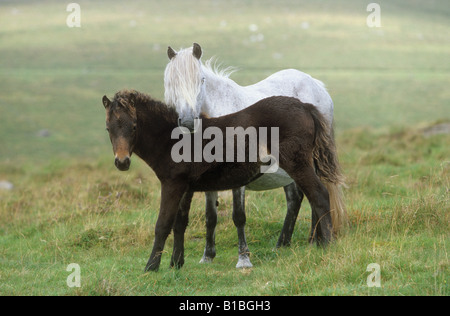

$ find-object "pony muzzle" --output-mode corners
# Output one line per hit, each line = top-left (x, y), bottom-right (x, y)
(178, 117), (201, 133)
(115, 154), (131, 171)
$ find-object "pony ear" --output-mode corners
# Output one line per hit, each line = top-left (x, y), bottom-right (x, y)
(102, 95), (111, 108)
(167, 46), (177, 60)
(193, 43), (202, 60)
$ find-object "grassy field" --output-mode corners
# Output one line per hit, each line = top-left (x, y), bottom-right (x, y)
(0, 0), (449, 296)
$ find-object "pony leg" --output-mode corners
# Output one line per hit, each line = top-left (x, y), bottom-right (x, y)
(233, 187), (253, 269)
(200, 191), (218, 263)
(309, 204), (319, 244)
(288, 166), (333, 245)
(145, 181), (187, 272)
(171, 191), (194, 269)
(276, 182), (304, 248)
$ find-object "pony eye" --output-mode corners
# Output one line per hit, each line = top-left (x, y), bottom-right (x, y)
(201, 77), (206, 84)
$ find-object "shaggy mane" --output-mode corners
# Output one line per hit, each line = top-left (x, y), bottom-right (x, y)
(204, 57), (237, 79)
(164, 47), (237, 110)
(164, 47), (202, 109)
(112, 89), (178, 124)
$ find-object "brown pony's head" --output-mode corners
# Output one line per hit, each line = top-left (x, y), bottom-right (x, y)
(102, 91), (138, 171)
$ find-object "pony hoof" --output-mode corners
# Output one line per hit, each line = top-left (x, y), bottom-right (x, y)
(236, 256), (253, 269)
(199, 256), (214, 264)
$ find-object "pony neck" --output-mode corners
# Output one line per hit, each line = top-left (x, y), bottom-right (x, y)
(136, 96), (178, 129)
(133, 97), (178, 164)
(201, 65), (248, 116)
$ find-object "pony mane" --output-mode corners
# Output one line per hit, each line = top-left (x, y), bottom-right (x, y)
(113, 89), (147, 110)
(113, 89), (178, 124)
(203, 57), (237, 79)
(164, 47), (237, 110)
(164, 47), (202, 109)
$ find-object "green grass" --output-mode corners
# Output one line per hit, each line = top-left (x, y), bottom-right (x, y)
(0, 0), (449, 295)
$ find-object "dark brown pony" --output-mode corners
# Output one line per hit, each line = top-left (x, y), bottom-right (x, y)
(102, 89), (346, 271)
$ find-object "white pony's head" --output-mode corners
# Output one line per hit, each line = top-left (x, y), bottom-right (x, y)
(164, 43), (206, 130)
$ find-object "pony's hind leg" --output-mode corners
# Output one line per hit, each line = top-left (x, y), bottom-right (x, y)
(200, 191), (218, 263)
(287, 165), (333, 245)
(233, 187), (253, 269)
(276, 182), (304, 248)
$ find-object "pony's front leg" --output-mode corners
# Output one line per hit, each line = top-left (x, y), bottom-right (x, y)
(171, 191), (194, 269)
(233, 187), (253, 269)
(200, 191), (218, 263)
(145, 181), (187, 272)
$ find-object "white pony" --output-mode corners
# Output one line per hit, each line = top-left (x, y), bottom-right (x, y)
(164, 43), (346, 268)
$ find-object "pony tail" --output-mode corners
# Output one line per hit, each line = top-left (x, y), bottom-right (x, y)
(309, 108), (349, 234)
(325, 182), (348, 235)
